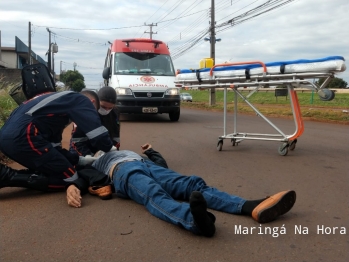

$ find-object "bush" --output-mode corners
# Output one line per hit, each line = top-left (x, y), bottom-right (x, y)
(0, 83), (18, 128)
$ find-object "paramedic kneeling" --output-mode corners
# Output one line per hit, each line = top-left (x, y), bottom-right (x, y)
(0, 71), (117, 191)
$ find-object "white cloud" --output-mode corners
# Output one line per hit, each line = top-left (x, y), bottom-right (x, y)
(0, 0), (348, 87)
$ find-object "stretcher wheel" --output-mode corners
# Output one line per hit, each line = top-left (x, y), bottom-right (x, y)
(278, 143), (289, 156)
(318, 88), (335, 101)
(231, 138), (236, 146)
(217, 140), (223, 151)
(289, 139), (297, 151)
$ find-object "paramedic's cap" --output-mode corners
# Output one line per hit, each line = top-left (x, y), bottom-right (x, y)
(98, 86), (117, 104)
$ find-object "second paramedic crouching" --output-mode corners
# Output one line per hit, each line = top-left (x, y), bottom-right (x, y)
(70, 86), (121, 157)
(97, 86), (121, 150)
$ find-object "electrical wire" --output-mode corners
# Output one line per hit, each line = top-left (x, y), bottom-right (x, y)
(166, 11), (208, 44)
(32, 24), (144, 31)
(156, 0), (186, 23)
(51, 32), (107, 45)
(172, 0), (296, 60)
(134, 0), (172, 37)
(157, 0), (204, 32)
(140, 0), (187, 38)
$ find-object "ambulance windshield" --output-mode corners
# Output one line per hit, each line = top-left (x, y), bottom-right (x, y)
(114, 53), (175, 76)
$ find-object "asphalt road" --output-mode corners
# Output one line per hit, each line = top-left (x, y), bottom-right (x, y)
(1, 108), (348, 262)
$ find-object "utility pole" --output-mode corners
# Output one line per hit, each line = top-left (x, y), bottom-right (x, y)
(28, 21), (32, 65)
(209, 0), (216, 105)
(52, 44), (55, 80)
(51, 43), (58, 80)
(60, 61), (62, 74)
(144, 23), (157, 39)
(46, 28), (51, 73)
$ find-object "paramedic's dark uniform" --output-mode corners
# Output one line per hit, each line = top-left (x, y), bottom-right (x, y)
(0, 91), (114, 191)
(70, 107), (120, 156)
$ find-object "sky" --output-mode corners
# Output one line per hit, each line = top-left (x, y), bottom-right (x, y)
(1, 0), (348, 88)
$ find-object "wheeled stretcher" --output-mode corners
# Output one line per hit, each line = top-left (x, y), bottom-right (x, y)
(174, 56), (346, 155)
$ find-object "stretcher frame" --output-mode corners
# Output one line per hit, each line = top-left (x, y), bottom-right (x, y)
(175, 60), (343, 156)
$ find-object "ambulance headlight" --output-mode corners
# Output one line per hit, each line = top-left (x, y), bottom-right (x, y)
(116, 88), (133, 95)
(165, 88), (180, 95)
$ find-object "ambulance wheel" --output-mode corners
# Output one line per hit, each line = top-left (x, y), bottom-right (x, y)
(278, 143), (289, 156)
(217, 140), (223, 151)
(169, 110), (180, 122)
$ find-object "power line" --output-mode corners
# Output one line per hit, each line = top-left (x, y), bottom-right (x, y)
(156, 0), (186, 23)
(157, 0), (204, 32)
(146, 0), (172, 23)
(32, 24), (144, 31)
(61, 61), (102, 70)
(171, 28), (210, 60)
(172, 0), (297, 60)
(166, 11), (208, 44)
(134, 0), (172, 37)
(217, 0), (295, 29)
(52, 32), (108, 45)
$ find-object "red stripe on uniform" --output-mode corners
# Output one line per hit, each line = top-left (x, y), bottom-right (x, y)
(26, 123), (42, 155)
(63, 171), (71, 178)
(48, 185), (65, 189)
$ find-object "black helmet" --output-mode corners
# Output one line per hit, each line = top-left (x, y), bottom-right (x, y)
(21, 63), (56, 100)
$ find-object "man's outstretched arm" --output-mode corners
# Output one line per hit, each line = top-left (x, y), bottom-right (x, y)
(141, 143), (168, 168)
(66, 166), (110, 207)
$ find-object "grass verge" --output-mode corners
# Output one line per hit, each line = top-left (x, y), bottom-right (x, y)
(180, 90), (349, 125)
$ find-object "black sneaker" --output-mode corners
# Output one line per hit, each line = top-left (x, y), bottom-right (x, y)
(189, 191), (216, 237)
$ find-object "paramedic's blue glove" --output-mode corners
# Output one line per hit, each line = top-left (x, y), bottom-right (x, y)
(78, 155), (98, 166)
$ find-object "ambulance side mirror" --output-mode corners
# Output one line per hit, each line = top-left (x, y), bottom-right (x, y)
(102, 67), (111, 80)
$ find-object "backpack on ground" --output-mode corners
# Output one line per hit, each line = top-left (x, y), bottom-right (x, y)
(21, 63), (56, 100)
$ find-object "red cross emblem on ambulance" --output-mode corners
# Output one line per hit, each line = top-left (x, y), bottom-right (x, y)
(140, 76), (155, 83)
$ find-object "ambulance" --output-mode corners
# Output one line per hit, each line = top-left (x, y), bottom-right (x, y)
(102, 38), (180, 121)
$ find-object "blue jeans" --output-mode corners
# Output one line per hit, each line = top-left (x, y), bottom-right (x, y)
(112, 160), (246, 234)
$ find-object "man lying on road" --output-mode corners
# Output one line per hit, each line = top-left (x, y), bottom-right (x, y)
(66, 144), (296, 238)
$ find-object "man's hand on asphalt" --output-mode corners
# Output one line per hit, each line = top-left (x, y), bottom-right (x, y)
(66, 185), (82, 208)
(141, 143), (152, 154)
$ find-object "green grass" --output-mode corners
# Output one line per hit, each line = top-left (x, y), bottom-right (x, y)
(0, 80), (19, 128)
(182, 89), (349, 107)
(0, 82), (19, 163)
(0, 93), (17, 127)
(180, 90), (349, 124)
(0, 88), (348, 127)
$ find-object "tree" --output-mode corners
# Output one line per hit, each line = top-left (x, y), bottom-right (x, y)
(60, 70), (86, 92)
(70, 79), (85, 92)
(316, 77), (348, 89)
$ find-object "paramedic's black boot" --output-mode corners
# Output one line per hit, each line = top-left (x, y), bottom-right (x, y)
(189, 191), (216, 237)
(0, 164), (49, 192)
